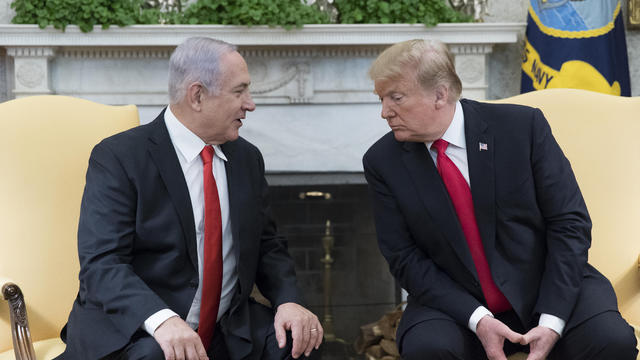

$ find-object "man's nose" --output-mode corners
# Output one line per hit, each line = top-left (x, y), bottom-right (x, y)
(244, 93), (256, 112)
(381, 100), (394, 119)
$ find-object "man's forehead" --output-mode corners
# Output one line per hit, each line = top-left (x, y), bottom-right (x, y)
(374, 76), (413, 95)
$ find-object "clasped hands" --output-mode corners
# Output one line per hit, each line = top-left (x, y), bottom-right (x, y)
(153, 302), (322, 360)
(476, 315), (560, 360)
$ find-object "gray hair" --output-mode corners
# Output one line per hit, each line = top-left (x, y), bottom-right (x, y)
(168, 37), (238, 104)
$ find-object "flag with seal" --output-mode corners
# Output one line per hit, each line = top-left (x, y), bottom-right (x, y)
(521, 0), (631, 96)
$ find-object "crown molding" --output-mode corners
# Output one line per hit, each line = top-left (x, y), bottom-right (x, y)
(0, 23), (525, 47)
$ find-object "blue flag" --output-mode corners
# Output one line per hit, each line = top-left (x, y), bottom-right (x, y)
(521, 0), (631, 96)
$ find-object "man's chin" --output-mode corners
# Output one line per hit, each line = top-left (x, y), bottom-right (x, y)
(392, 131), (407, 142)
(226, 131), (240, 142)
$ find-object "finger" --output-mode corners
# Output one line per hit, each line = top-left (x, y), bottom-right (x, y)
(502, 328), (524, 344)
(159, 342), (176, 360)
(290, 321), (306, 358)
(174, 342), (186, 360)
(526, 348), (544, 360)
(520, 329), (537, 345)
(305, 326), (319, 357)
(314, 323), (324, 349)
(184, 342), (199, 360)
(194, 337), (208, 360)
(486, 350), (508, 360)
(274, 319), (288, 349)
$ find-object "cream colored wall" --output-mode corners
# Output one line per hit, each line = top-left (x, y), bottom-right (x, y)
(0, 0), (12, 24)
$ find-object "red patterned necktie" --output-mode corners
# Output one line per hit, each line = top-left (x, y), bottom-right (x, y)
(431, 139), (511, 313)
(198, 145), (223, 350)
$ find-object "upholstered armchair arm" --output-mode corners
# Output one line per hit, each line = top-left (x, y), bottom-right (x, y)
(2, 281), (36, 360)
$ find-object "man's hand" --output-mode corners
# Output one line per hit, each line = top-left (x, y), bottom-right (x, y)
(521, 326), (560, 360)
(476, 315), (524, 360)
(274, 302), (323, 358)
(153, 316), (208, 360)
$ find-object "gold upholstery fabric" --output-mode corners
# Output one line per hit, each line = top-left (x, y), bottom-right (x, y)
(0, 96), (139, 359)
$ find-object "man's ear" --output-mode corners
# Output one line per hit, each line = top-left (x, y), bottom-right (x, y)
(186, 82), (204, 111)
(434, 84), (449, 109)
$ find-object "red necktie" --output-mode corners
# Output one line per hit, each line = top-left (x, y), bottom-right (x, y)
(432, 139), (511, 313)
(198, 145), (223, 350)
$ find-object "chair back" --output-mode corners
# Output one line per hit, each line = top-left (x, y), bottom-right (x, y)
(490, 88), (640, 326)
(0, 96), (139, 352)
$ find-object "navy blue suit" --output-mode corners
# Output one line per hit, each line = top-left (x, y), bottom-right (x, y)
(58, 111), (301, 359)
(363, 99), (633, 357)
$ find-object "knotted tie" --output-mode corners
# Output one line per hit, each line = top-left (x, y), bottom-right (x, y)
(431, 139), (511, 313)
(198, 145), (223, 349)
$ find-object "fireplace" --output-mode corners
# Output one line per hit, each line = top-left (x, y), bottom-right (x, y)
(268, 181), (398, 358)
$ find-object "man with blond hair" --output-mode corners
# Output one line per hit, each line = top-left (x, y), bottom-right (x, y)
(363, 39), (637, 359)
(57, 37), (322, 360)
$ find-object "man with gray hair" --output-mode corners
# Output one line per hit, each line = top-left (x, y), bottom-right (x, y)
(57, 37), (322, 360)
(363, 39), (637, 359)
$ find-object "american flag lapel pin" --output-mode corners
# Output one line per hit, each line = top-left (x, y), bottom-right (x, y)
(479, 142), (488, 151)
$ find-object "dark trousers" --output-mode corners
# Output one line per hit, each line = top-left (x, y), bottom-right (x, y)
(400, 310), (638, 360)
(103, 322), (292, 360)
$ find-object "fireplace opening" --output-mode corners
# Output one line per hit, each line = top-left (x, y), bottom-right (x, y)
(268, 183), (399, 358)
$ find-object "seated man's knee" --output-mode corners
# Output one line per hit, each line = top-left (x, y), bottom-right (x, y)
(400, 320), (472, 360)
(596, 320), (638, 359)
(560, 311), (638, 360)
(124, 333), (165, 360)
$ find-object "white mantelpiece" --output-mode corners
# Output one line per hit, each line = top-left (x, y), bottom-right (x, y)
(1, 23), (525, 175)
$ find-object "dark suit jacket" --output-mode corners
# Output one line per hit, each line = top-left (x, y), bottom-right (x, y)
(58, 111), (301, 359)
(363, 99), (618, 344)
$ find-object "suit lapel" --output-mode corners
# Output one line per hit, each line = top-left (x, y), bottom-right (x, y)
(146, 111), (198, 271)
(401, 141), (478, 276)
(220, 140), (242, 274)
(462, 99), (497, 266)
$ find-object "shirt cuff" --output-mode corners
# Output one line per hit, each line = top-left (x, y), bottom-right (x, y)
(539, 313), (565, 336)
(468, 306), (493, 334)
(143, 309), (179, 336)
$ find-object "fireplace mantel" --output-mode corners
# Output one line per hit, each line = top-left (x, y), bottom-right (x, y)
(0, 23), (523, 46)
(1, 23), (525, 175)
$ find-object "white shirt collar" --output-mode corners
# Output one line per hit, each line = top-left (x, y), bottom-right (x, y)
(427, 101), (465, 151)
(164, 105), (228, 163)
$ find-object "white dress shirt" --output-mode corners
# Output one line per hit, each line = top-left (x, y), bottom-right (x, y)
(143, 106), (239, 335)
(426, 101), (565, 336)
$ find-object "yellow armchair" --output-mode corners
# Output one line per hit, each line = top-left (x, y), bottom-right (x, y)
(0, 96), (139, 360)
(491, 89), (640, 359)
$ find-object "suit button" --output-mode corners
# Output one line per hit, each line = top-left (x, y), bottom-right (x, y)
(189, 280), (198, 288)
(473, 280), (480, 287)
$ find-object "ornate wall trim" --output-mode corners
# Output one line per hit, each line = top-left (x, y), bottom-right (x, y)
(0, 23), (525, 47)
(0, 23), (524, 101)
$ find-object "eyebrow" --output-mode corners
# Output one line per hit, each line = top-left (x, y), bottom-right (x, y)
(232, 82), (250, 91)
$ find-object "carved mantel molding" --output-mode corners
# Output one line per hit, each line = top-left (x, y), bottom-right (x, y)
(0, 23), (524, 101)
(0, 23), (524, 46)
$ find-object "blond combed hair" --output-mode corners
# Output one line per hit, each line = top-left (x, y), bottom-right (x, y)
(369, 39), (462, 103)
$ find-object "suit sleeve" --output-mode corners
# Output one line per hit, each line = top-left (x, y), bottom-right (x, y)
(252, 148), (303, 308)
(529, 108), (591, 321)
(363, 154), (483, 326)
(77, 141), (168, 338)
